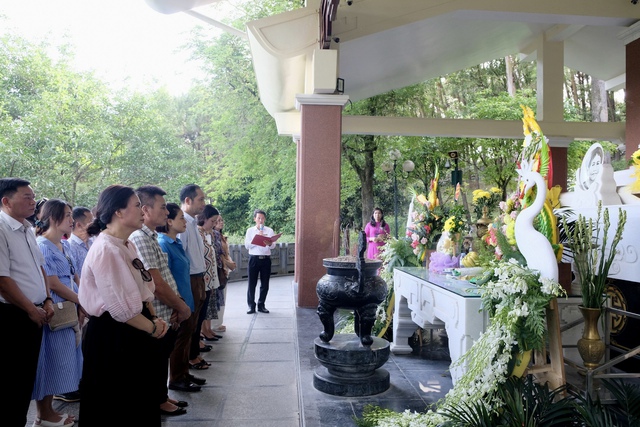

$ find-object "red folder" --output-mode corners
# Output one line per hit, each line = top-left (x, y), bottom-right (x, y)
(251, 232), (282, 247)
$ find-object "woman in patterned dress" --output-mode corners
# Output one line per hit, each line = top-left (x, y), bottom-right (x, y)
(196, 204), (221, 341)
(32, 199), (83, 427)
(210, 214), (236, 333)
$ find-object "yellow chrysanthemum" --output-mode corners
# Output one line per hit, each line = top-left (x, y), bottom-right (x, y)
(472, 190), (491, 204)
(444, 217), (455, 232)
(490, 187), (501, 194)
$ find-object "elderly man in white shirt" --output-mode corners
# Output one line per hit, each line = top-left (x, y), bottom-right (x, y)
(0, 177), (54, 426)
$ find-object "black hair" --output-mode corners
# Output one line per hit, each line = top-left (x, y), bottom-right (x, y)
(135, 185), (167, 208)
(72, 206), (91, 222)
(253, 209), (266, 219)
(197, 204), (220, 226)
(0, 177), (31, 203)
(35, 199), (72, 236)
(86, 185), (135, 236)
(26, 197), (49, 226)
(157, 202), (181, 233)
(179, 184), (201, 204)
(369, 207), (387, 227)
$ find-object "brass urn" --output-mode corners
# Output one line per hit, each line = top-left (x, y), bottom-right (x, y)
(476, 205), (492, 238)
(576, 306), (605, 369)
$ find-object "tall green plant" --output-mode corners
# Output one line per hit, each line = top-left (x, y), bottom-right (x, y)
(561, 202), (627, 309)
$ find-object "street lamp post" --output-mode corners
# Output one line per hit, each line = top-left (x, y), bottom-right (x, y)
(446, 150), (462, 186)
(381, 149), (415, 239)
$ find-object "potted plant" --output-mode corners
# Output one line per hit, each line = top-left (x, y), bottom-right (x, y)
(561, 201), (627, 368)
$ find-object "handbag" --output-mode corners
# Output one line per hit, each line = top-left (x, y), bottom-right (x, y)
(217, 266), (228, 290)
(48, 301), (79, 331)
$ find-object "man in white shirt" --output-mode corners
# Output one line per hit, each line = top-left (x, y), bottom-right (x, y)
(177, 184), (210, 371)
(244, 209), (276, 314)
(0, 177), (54, 426)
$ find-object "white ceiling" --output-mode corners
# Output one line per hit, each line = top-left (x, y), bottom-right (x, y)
(244, 0), (639, 138)
(148, 0), (640, 140)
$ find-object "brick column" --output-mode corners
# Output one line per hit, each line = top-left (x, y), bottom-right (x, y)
(294, 94), (349, 307)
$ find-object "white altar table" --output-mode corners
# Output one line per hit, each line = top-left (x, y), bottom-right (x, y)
(391, 267), (487, 382)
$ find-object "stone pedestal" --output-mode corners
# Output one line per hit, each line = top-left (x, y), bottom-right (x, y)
(313, 334), (390, 396)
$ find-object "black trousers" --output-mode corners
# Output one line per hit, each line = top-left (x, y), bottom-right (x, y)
(0, 302), (43, 427)
(187, 275), (206, 361)
(155, 327), (178, 404)
(190, 288), (210, 360)
(247, 256), (271, 308)
(80, 307), (159, 427)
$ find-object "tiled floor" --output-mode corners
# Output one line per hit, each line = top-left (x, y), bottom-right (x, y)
(26, 274), (454, 426)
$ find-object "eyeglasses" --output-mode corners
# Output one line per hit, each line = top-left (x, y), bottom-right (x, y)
(132, 258), (152, 282)
(65, 254), (76, 276)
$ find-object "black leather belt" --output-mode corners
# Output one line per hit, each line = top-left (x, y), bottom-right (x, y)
(190, 273), (204, 278)
(251, 255), (270, 260)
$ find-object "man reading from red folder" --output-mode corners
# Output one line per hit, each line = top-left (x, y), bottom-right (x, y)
(244, 209), (279, 314)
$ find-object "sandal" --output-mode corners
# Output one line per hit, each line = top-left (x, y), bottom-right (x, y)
(215, 325), (226, 332)
(33, 414), (75, 427)
(189, 360), (209, 370)
(195, 356), (211, 366)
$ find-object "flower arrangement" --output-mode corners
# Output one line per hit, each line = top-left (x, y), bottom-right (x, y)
(561, 201), (627, 309)
(359, 258), (565, 426)
(483, 191), (523, 261)
(407, 194), (445, 262)
(443, 214), (466, 235)
(472, 187), (502, 220)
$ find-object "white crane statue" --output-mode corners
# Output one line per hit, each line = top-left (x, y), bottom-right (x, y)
(514, 163), (559, 282)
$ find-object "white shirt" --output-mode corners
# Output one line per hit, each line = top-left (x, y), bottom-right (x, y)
(178, 212), (206, 275)
(244, 225), (276, 256)
(0, 211), (47, 304)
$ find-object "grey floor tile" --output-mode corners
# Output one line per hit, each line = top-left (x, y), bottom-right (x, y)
(233, 360), (297, 385)
(249, 328), (294, 343)
(220, 384), (299, 420)
(242, 342), (296, 361)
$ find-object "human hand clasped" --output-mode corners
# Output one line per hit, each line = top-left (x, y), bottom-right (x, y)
(149, 317), (169, 339)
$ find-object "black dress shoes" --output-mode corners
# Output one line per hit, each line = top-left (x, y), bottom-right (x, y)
(187, 373), (207, 385)
(160, 407), (187, 416)
(247, 307), (256, 314)
(258, 305), (270, 313)
(169, 379), (201, 392)
(200, 344), (213, 352)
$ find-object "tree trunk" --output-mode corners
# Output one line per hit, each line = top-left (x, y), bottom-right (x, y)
(360, 135), (376, 228)
(505, 55), (515, 96)
(591, 77), (607, 123)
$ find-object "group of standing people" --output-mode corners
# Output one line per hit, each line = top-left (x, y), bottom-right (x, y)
(0, 178), (276, 427)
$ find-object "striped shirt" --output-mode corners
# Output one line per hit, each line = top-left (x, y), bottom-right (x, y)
(130, 224), (179, 322)
(67, 233), (92, 278)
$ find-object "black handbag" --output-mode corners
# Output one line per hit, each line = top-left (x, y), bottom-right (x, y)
(217, 266), (228, 290)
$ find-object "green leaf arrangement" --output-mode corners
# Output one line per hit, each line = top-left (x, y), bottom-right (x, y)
(561, 202), (627, 309)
